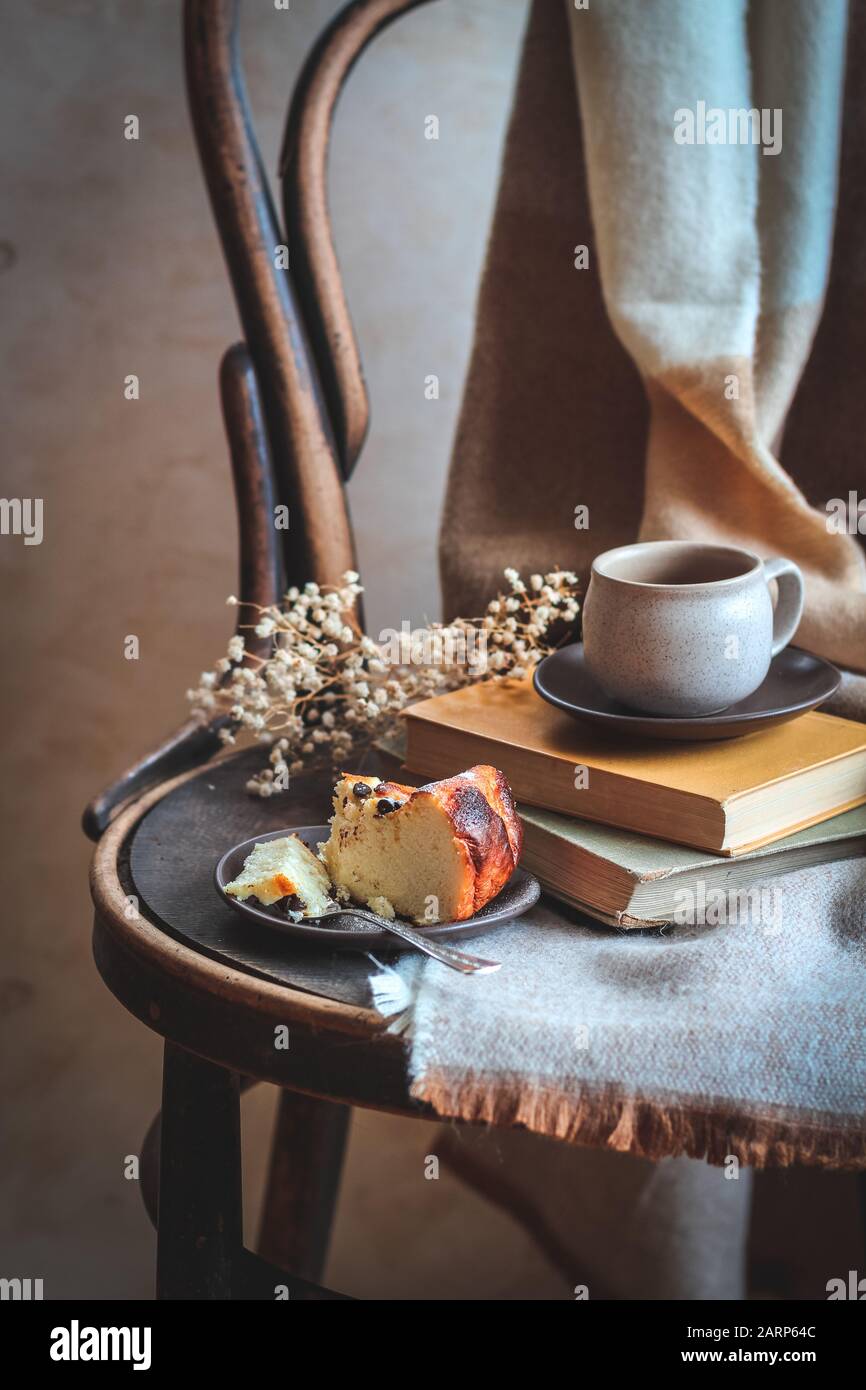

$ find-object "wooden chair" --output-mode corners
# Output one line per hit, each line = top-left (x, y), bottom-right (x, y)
(85, 0), (447, 1302)
(85, 0), (866, 1300)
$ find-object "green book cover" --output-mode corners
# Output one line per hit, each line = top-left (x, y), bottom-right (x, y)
(519, 802), (866, 927)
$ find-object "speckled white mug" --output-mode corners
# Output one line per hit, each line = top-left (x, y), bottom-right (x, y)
(582, 541), (805, 716)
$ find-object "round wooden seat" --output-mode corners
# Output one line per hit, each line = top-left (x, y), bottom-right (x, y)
(91, 748), (426, 1114)
(91, 748), (451, 1299)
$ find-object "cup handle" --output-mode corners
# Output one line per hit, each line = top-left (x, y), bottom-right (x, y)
(763, 557), (805, 656)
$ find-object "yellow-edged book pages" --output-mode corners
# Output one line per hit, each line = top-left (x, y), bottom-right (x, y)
(401, 679), (866, 855)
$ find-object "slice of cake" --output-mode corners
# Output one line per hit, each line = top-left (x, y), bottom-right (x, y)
(225, 834), (333, 915)
(319, 766), (522, 924)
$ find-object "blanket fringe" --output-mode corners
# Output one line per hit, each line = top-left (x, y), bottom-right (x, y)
(410, 1070), (866, 1169)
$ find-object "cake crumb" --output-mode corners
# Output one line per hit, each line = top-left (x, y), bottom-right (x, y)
(367, 895), (395, 919)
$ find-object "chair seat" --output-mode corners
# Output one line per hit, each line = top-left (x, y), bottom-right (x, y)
(128, 749), (380, 1006)
(90, 748), (432, 1117)
(89, 741), (866, 1300)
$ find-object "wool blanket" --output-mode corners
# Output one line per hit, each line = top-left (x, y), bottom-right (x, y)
(374, 860), (866, 1168)
(418, 0), (866, 1290)
(440, 0), (866, 709)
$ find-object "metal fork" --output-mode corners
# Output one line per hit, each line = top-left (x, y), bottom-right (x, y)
(300, 903), (502, 974)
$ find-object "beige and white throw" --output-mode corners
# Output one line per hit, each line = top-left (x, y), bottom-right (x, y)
(372, 860), (866, 1294)
(424, 0), (866, 1294)
(441, 0), (866, 705)
(374, 861), (866, 1167)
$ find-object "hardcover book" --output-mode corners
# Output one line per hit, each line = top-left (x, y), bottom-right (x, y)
(519, 802), (866, 927)
(402, 680), (866, 855)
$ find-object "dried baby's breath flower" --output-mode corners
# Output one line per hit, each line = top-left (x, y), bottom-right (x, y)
(187, 568), (580, 796)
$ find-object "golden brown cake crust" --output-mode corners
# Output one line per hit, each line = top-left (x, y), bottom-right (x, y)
(458, 765), (523, 862)
(416, 764), (522, 913)
(330, 764), (521, 920)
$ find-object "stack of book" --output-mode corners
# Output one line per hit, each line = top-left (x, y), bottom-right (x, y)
(401, 678), (866, 928)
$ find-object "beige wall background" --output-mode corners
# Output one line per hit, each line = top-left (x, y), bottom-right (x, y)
(1, 0), (574, 1300)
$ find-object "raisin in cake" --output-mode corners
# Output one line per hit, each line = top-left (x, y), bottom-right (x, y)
(225, 834), (332, 914)
(319, 766), (522, 924)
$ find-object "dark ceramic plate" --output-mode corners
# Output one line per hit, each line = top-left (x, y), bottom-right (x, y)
(215, 825), (541, 950)
(533, 643), (841, 741)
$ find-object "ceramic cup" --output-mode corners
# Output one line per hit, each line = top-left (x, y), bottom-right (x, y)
(581, 541), (805, 716)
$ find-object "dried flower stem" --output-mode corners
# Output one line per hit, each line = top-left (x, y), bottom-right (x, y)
(187, 569), (580, 796)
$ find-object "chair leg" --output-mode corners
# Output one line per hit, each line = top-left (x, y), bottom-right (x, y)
(257, 1089), (350, 1283)
(156, 1042), (243, 1300)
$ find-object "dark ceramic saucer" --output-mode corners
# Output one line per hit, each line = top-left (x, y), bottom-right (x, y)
(533, 644), (841, 741)
(215, 825), (541, 950)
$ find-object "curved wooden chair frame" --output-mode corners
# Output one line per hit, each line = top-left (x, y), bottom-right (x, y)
(84, 0), (433, 843)
(86, 0), (441, 1301)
